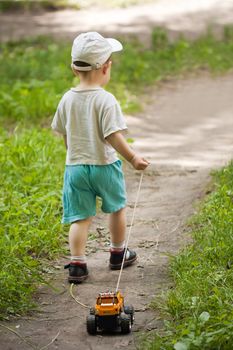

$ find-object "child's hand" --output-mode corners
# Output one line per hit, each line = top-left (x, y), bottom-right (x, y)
(130, 155), (150, 170)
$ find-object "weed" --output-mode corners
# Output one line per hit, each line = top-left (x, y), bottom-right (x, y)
(1, 28), (233, 125)
(0, 128), (66, 318)
(142, 162), (233, 349)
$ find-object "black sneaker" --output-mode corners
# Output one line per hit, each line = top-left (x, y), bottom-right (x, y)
(109, 248), (137, 270)
(64, 262), (89, 283)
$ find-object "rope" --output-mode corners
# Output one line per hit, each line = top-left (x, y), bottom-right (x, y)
(115, 171), (144, 292)
(69, 283), (90, 309)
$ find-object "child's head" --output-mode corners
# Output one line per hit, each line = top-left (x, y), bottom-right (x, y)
(71, 32), (123, 86)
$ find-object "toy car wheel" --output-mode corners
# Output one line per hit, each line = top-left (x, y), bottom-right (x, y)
(120, 313), (131, 334)
(124, 305), (134, 324)
(86, 314), (97, 335)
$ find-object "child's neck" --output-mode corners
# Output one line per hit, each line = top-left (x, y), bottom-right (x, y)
(78, 82), (102, 89)
(78, 74), (105, 90)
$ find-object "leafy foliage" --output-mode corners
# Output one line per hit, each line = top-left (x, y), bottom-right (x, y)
(0, 128), (66, 318)
(141, 162), (233, 349)
(1, 28), (233, 125)
(0, 38), (71, 124)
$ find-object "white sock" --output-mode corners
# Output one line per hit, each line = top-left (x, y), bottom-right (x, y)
(110, 241), (130, 259)
(71, 255), (86, 264)
(110, 240), (125, 250)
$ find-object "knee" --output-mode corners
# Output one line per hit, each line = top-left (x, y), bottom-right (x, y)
(71, 216), (93, 226)
(111, 207), (126, 217)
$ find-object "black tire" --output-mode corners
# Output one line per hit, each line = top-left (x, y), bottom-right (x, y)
(86, 314), (97, 335)
(124, 305), (134, 324)
(120, 313), (131, 334)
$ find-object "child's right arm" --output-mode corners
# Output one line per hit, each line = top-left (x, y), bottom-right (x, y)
(106, 131), (149, 170)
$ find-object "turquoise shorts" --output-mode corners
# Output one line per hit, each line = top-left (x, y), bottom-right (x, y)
(62, 160), (127, 223)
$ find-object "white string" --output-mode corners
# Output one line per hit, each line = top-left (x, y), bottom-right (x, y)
(115, 171), (144, 292)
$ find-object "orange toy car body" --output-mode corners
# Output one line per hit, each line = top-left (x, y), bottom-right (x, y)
(95, 291), (123, 316)
(87, 291), (134, 334)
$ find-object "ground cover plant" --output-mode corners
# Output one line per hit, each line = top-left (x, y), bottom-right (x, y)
(0, 128), (66, 318)
(1, 27), (233, 319)
(1, 27), (233, 126)
(141, 162), (233, 349)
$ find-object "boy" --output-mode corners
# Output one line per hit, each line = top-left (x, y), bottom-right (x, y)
(51, 32), (149, 284)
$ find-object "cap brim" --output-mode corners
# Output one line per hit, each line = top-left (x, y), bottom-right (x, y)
(106, 38), (123, 53)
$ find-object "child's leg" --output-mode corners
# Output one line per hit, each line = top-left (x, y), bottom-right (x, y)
(69, 217), (93, 257)
(65, 217), (93, 284)
(109, 207), (126, 246)
(109, 207), (137, 270)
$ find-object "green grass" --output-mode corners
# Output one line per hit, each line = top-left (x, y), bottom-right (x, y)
(1, 27), (233, 126)
(1, 28), (233, 319)
(0, 128), (66, 318)
(141, 162), (233, 349)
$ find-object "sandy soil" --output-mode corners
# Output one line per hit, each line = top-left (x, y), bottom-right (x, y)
(1, 1), (233, 349)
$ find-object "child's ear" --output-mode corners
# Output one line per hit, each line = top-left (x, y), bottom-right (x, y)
(102, 61), (111, 75)
(71, 63), (79, 76)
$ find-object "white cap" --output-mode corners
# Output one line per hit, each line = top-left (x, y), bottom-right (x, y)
(71, 32), (123, 71)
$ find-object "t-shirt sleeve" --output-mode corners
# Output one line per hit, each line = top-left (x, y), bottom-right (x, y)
(51, 100), (67, 135)
(101, 101), (127, 139)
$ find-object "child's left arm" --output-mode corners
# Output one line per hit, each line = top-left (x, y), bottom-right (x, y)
(106, 131), (149, 170)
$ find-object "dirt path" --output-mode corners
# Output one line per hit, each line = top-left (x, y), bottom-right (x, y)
(1, 0), (233, 43)
(1, 73), (233, 349)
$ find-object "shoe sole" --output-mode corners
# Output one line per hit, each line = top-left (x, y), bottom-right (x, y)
(109, 256), (137, 270)
(68, 274), (88, 284)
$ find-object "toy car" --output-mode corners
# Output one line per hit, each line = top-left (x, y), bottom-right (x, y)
(86, 291), (134, 334)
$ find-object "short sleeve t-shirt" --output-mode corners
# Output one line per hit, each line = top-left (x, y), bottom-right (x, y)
(51, 87), (127, 165)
